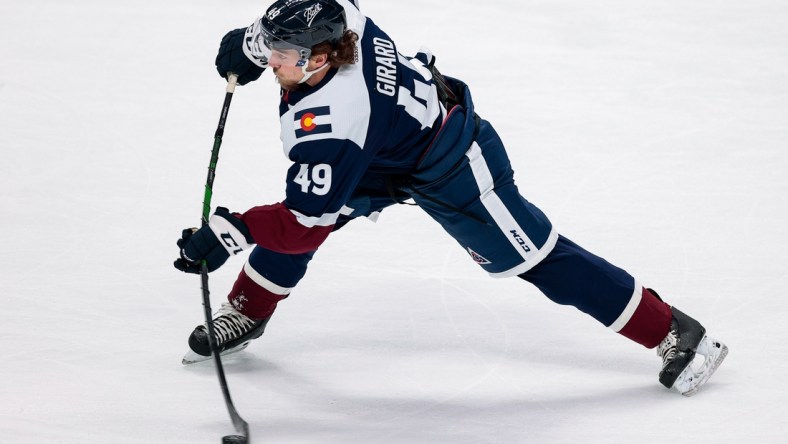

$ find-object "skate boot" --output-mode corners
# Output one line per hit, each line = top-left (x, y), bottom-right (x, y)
(657, 307), (728, 396)
(182, 303), (270, 365)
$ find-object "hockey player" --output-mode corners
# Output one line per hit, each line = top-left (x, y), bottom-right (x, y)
(174, 0), (727, 396)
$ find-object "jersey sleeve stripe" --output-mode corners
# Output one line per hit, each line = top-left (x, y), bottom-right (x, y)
(289, 205), (353, 228)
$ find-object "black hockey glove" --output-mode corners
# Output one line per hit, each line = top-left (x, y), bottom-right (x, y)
(215, 28), (264, 85)
(174, 207), (254, 274)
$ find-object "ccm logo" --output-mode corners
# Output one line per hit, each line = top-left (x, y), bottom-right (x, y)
(220, 233), (243, 255)
(510, 230), (532, 253)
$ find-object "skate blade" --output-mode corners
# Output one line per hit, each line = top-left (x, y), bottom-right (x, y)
(673, 336), (728, 396)
(181, 341), (251, 365)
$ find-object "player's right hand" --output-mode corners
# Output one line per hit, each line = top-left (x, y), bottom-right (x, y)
(174, 207), (254, 274)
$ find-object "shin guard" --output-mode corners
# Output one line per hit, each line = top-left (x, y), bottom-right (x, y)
(228, 263), (291, 320)
(614, 287), (673, 349)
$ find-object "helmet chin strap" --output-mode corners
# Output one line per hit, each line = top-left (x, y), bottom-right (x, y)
(298, 61), (330, 84)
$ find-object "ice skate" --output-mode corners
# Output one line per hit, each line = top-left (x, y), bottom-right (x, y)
(182, 303), (270, 365)
(657, 307), (728, 396)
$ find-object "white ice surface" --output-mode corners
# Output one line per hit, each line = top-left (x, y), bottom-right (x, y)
(1, 0), (787, 442)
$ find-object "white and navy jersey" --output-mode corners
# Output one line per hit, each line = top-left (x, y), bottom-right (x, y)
(239, 0), (444, 255)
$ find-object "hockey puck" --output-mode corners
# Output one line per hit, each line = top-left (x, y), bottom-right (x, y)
(222, 435), (247, 444)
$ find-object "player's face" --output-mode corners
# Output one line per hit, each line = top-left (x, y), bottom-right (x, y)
(268, 48), (305, 67)
(267, 49), (307, 89)
(270, 53), (331, 90)
(270, 64), (305, 90)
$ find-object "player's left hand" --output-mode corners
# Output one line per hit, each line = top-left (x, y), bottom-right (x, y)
(174, 207), (254, 274)
(215, 28), (265, 85)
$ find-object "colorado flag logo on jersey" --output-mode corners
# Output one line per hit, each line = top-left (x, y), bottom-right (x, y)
(295, 106), (332, 138)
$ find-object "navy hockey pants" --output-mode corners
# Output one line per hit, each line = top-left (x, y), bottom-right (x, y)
(232, 79), (668, 346)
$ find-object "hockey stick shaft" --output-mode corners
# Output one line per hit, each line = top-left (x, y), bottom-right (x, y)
(199, 73), (251, 441)
(202, 76), (238, 224)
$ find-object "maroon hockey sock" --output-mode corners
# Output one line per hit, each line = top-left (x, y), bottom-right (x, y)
(617, 287), (673, 349)
(227, 268), (288, 319)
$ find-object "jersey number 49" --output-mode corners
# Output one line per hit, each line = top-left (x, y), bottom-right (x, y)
(294, 163), (333, 196)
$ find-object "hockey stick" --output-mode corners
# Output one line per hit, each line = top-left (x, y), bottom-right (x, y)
(198, 73), (251, 444)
